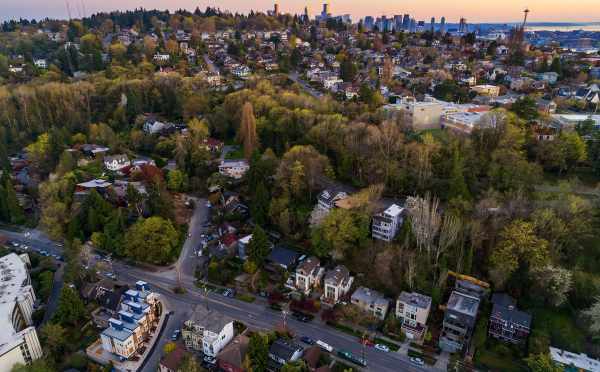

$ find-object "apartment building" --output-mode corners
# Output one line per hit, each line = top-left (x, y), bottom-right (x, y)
(372, 203), (404, 242)
(100, 281), (160, 359)
(396, 291), (432, 341)
(321, 265), (354, 306)
(0, 253), (43, 371)
(550, 347), (600, 372)
(182, 306), (234, 357)
(470, 84), (500, 97)
(350, 287), (389, 320)
(439, 280), (487, 353)
(295, 256), (324, 295)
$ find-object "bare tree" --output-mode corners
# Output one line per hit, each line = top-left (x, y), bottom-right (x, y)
(406, 194), (441, 258)
(436, 214), (462, 267)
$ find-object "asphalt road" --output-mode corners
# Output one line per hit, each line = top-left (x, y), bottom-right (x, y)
(288, 71), (324, 98)
(0, 200), (439, 372)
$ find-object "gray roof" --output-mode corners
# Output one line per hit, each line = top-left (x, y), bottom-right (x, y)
(491, 303), (532, 329)
(398, 291), (432, 310)
(352, 287), (388, 307)
(269, 339), (302, 361)
(324, 265), (350, 286)
(188, 305), (234, 333)
(447, 290), (480, 317)
(296, 256), (320, 276)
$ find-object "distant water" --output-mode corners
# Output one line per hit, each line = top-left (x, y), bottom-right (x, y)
(525, 23), (600, 32)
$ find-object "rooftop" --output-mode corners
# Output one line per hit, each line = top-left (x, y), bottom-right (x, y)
(0, 253), (32, 354)
(550, 346), (600, 372)
(188, 305), (234, 334)
(447, 290), (480, 317)
(324, 265), (350, 286)
(398, 291), (432, 310)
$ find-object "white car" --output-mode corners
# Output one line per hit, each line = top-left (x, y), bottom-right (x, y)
(374, 344), (390, 352)
(409, 357), (424, 366)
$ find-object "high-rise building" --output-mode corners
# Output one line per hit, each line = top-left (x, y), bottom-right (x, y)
(394, 15), (403, 31)
(364, 16), (375, 30)
(402, 14), (411, 30)
(409, 18), (417, 33)
(273, 2), (279, 16)
(440, 16), (446, 34)
(430, 17), (436, 32)
(303, 6), (309, 22)
(0, 253), (43, 371)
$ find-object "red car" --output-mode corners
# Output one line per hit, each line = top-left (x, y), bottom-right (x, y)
(360, 339), (375, 347)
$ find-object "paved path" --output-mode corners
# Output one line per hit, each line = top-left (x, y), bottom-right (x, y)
(41, 264), (64, 324)
(288, 71), (323, 98)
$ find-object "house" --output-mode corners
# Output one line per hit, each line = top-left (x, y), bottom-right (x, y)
(153, 53), (170, 62)
(103, 154), (130, 172)
(0, 253), (43, 370)
(217, 335), (249, 372)
(439, 280), (487, 353)
(81, 144), (110, 157)
(317, 187), (351, 212)
(90, 283), (130, 328)
(321, 265), (354, 306)
(266, 245), (300, 271)
(350, 287), (389, 320)
(549, 346), (600, 372)
(99, 281), (160, 359)
(396, 292), (432, 341)
(268, 339), (303, 366)
(372, 203), (404, 242)
(295, 257), (324, 295)
(471, 84), (500, 97)
(76, 179), (112, 192)
(33, 59), (47, 69)
(203, 138), (224, 153)
(182, 306), (234, 357)
(537, 71), (559, 85)
(488, 293), (531, 344)
(159, 342), (189, 372)
(232, 65), (251, 78)
(219, 160), (249, 179)
(237, 234), (252, 260)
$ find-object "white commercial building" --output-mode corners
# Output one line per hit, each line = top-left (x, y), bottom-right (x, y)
(0, 253), (43, 371)
(550, 346), (600, 372)
(384, 98), (444, 130)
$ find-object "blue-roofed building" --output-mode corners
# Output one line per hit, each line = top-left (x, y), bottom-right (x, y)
(99, 281), (160, 359)
(266, 245), (301, 271)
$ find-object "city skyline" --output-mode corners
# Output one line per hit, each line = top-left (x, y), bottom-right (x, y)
(2, 0), (600, 23)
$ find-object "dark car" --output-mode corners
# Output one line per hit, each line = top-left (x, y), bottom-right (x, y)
(293, 312), (313, 322)
(300, 336), (316, 345)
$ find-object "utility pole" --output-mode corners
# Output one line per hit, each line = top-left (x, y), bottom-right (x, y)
(522, 8), (530, 29)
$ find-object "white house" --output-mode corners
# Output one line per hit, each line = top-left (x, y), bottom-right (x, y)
(322, 265), (354, 306)
(232, 65), (251, 79)
(33, 59), (47, 69)
(372, 203), (404, 242)
(396, 291), (432, 340)
(295, 256), (324, 295)
(153, 53), (171, 62)
(103, 154), (130, 172)
(182, 306), (234, 357)
(351, 287), (390, 320)
(219, 160), (249, 179)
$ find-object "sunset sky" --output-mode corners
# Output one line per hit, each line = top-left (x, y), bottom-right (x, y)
(3, 0), (599, 23)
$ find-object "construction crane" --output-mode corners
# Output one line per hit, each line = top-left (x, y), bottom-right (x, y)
(447, 271), (490, 288)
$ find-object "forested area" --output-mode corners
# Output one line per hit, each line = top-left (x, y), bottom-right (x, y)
(0, 70), (599, 361)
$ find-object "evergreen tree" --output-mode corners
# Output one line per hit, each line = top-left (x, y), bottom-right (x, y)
(247, 225), (270, 266)
(251, 181), (270, 226)
(53, 287), (86, 326)
(448, 148), (471, 201)
(4, 176), (25, 224)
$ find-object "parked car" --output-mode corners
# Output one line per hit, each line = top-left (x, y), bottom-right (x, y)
(409, 357), (424, 366)
(374, 344), (389, 352)
(300, 336), (316, 345)
(171, 329), (180, 341)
